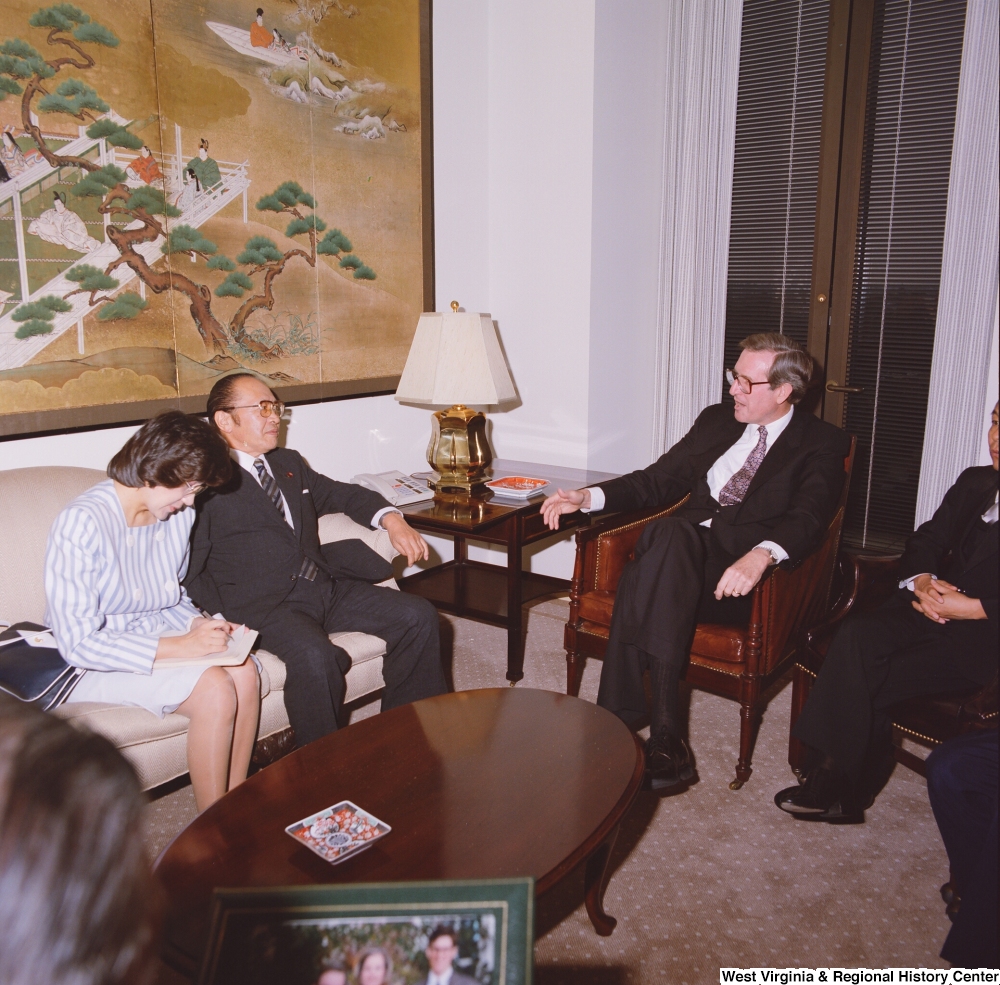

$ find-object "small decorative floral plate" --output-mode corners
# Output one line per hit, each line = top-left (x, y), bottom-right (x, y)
(285, 800), (391, 865)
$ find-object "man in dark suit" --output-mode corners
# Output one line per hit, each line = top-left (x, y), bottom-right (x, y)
(542, 333), (851, 790)
(777, 403), (998, 823)
(185, 373), (447, 746)
(417, 926), (479, 985)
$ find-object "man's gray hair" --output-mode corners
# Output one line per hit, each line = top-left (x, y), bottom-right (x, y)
(739, 332), (816, 404)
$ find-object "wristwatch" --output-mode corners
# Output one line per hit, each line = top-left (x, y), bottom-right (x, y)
(758, 545), (781, 566)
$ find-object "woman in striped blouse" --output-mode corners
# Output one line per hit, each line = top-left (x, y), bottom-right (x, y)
(45, 411), (260, 811)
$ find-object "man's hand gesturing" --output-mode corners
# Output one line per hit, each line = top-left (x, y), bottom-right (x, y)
(381, 512), (430, 566)
(540, 488), (591, 530)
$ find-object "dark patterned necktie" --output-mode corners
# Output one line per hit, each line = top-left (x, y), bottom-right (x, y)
(718, 426), (768, 506)
(253, 458), (285, 517)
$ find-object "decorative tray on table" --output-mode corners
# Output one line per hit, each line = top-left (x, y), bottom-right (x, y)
(285, 800), (390, 865)
(484, 476), (549, 499)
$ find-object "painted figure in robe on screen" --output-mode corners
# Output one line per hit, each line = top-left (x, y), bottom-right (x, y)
(250, 7), (272, 47)
(186, 139), (222, 193)
(125, 145), (163, 187)
(27, 191), (101, 254)
(174, 166), (201, 213)
(1, 131), (27, 180)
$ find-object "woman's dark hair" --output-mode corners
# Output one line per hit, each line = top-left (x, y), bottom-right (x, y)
(206, 372), (267, 426)
(107, 409), (232, 489)
(0, 698), (159, 985)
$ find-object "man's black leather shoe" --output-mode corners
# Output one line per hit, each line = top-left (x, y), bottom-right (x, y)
(774, 766), (867, 824)
(645, 732), (695, 791)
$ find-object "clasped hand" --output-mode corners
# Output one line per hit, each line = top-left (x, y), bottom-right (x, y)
(381, 512), (430, 566)
(910, 574), (986, 623)
(156, 616), (239, 663)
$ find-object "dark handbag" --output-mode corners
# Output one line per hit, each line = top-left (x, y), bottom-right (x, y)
(0, 622), (83, 711)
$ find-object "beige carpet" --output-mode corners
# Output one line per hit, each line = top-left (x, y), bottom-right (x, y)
(146, 599), (952, 984)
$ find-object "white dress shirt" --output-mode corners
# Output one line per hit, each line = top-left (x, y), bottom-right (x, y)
(428, 971), (453, 985)
(583, 406), (795, 562)
(232, 449), (400, 530)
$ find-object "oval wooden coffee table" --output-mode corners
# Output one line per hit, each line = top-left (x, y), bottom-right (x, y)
(155, 687), (643, 974)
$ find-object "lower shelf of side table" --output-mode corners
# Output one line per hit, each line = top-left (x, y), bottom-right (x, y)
(399, 559), (568, 623)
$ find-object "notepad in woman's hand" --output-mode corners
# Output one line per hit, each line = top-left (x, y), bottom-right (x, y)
(154, 624), (258, 670)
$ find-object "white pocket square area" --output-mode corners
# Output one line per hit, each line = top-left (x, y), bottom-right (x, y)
(302, 488), (309, 493)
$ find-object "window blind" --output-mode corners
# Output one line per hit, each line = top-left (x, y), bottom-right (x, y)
(722, 0), (830, 382)
(841, 0), (966, 552)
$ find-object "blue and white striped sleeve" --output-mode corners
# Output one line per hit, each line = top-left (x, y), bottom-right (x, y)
(44, 507), (159, 674)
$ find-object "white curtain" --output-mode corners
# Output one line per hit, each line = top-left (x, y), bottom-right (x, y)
(914, 0), (1000, 523)
(650, 0), (744, 457)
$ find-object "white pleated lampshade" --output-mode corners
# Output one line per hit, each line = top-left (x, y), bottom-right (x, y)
(394, 309), (517, 406)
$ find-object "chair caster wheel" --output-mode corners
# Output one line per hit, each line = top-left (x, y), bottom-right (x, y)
(729, 778), (744, 790)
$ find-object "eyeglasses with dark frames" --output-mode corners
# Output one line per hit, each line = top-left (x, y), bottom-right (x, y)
(222, 400), (286, 418)
(725, 369), (772, 395)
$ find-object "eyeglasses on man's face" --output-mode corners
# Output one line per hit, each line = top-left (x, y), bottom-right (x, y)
(184, 481), (207, 496)
(725, 369), (771, 395)
(223, 399), (286, 418)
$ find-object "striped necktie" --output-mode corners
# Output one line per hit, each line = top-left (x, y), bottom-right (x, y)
(253, 458), (286, 518)
(718, 425), (768, 506)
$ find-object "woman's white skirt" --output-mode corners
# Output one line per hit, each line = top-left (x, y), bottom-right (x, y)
(65, 664), (209, 718)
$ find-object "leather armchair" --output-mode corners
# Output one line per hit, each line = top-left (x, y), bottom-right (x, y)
(788, 553), (998, 777)
(564, 440), (855, 789)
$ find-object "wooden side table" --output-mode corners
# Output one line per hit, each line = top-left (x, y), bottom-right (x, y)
(397, 459), (618, 682)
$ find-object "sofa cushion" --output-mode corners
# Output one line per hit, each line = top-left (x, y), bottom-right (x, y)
(53, 701), (190, 790)
(0, 466), (105, 625)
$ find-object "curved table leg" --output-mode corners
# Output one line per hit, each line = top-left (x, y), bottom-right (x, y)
(584, 823), (620, 936)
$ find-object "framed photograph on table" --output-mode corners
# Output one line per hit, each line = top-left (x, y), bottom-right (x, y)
(197, 878), (534, 985)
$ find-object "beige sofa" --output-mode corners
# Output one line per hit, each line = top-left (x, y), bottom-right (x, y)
(0, 465), (394, 790)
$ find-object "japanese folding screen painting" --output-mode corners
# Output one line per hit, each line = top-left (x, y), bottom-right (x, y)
(0, 0), (429, 435)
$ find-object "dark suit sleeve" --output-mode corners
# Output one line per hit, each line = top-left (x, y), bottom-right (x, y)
(900, 468), (980, 581)
(183, 503), (225, 615)
(594, 406), (715, 512)
(299, 455), (394, 528)
(763, 428), (851, 566)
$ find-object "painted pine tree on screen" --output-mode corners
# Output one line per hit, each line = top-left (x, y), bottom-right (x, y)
(0, 3), (377, 359)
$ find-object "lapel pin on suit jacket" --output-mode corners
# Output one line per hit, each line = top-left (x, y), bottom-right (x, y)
(286, 472), (294, 477)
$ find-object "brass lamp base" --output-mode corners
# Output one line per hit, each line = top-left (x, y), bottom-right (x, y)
(427, 404), (493, 492)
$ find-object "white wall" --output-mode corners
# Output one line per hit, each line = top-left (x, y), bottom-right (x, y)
(586, 1), (668, 474)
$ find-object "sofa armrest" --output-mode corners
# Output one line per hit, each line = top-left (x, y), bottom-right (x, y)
(317, 512), (399, 562)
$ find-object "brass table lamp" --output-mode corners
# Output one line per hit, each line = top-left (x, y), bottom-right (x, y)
(395, 302), (517, 492)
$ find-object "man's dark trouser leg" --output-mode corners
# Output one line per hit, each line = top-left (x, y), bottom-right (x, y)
(256, 585), (352, 745)
(927, 730), (998, 969)
(324, 580), (447, 710)
(596, 518), (750, 734)
(792, 594), (981, 781)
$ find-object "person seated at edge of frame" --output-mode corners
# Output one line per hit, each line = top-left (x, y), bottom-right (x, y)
(45, 410), (260, 813)
(776, 403), (998, 823)
(183, 373), (448, 747)
(926, 729), (998, 969)
(0, 698), (159, 985)
(541, 333), (851, 792)
(418, 926), (479, 985)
